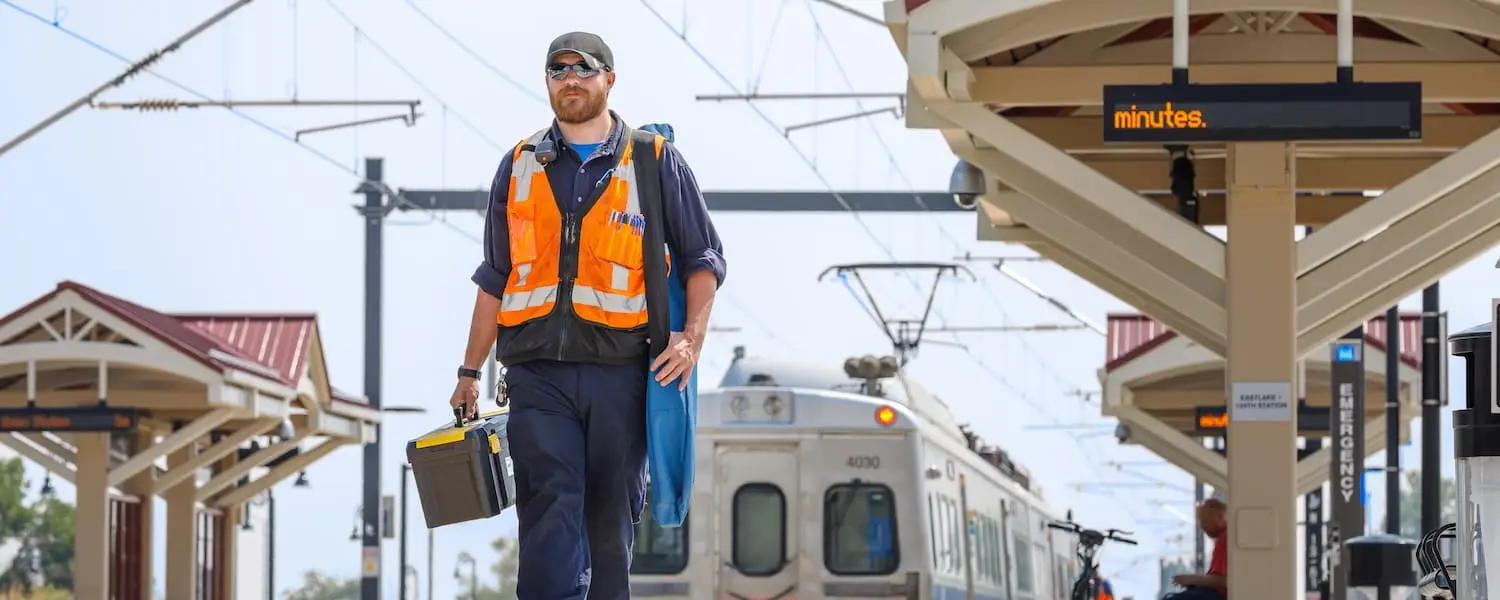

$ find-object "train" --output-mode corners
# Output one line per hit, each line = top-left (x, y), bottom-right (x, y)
(627, 348), (1085, 600)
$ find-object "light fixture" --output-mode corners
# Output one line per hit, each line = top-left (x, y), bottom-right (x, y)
(293, 471), (310, 488)
(874, 405), (897, 427)
(39, 473), (54, 497)
(763, 394), (784, 417)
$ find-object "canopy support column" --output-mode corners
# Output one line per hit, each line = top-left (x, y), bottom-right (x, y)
(1224, 142), (1298, 598)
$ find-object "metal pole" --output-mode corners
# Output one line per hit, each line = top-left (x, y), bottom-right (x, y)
(268, 490), (276, 600)
(1421, 284), (1442, 535)
(1304, 438), (1325, 596)
(0, 0), (257, 158)
(487, 348), (498, 402)
(1194, 475), (1206, 572)
(1172, 0), (1189, 84)
(400, 464), (410, 600)
(1385, 306), (1401, 535)
(360, 158), (386, 600)
(427, 530), (434, 600)
(1337, 0), (1354, 83)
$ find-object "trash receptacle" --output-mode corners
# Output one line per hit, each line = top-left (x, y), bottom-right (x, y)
(1448, 321), (1500, 599)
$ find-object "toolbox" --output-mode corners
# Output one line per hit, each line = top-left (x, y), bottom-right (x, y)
(406, 407), (518, 528)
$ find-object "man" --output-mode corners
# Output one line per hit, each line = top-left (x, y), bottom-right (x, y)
(448, 31), (726, 600)
(1169, 493), (1228, 599)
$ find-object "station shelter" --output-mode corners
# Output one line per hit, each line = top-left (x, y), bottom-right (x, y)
(878, 1), (1500, 593)
(0, 281), (380, 600)
(1100, 312), (1424, 494)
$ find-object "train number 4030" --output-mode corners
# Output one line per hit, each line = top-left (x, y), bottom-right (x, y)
(846, 456), (881, 469)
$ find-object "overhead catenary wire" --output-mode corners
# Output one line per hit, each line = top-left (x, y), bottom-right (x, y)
(2, 0), (799, 365)
(396, 0), (547, 106)
(1, 1), (484, 244)
(792, 0), (1116, 396)
(318, 0), (508, 152)
(646, 0), (1109, 414)
(649, 0), (1174, 525)
(0, 0), (257, 158)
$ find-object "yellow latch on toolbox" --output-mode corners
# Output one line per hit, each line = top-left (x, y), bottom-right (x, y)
(488, 432), (500, 454)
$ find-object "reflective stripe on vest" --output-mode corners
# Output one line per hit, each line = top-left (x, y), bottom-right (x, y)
(496, 127), (665, 329)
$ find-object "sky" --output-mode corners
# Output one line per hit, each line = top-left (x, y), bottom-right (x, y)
(1, 0), (1498, 598)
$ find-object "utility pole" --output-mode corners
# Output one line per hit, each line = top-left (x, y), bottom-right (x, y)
(357, 159), (388, 600)
(1420, 284), (1443, 537)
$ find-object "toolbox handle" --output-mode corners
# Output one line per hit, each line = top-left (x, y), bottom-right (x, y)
(453, 407), (469, 427)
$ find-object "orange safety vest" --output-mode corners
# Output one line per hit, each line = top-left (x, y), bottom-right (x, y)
(498, 127), (666, 331)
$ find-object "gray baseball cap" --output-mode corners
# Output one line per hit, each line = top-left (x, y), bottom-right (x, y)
(546, 31), (614, 71)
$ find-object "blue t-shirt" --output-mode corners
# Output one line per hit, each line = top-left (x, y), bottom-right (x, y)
(570, 142), (602, 161)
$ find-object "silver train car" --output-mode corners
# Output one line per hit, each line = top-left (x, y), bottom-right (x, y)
(628, 351), (1082, 600)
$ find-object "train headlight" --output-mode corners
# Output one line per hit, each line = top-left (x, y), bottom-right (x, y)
(720, 390), (795, 424)
(875, 405), (897, 427)
(763, 394), (785, 417)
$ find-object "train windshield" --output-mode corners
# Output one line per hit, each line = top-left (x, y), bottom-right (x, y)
(824, 483), (900, 575)
(631, 496), (689, 575)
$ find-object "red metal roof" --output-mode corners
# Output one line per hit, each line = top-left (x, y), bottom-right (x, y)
(174, 314), (317, 385)
(0, 281), (366, 405)
(1105, 312), (1424, 372)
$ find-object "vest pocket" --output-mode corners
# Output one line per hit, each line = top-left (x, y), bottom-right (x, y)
(507, 202), (539, 267)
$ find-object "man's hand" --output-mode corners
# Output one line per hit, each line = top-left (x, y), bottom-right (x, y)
(449, 376), (481, 420)
(651, 331), (702, 391)
(1172, 574), (1205, 587)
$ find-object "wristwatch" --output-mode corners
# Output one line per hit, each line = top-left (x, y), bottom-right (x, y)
(457, 366), (482, 380)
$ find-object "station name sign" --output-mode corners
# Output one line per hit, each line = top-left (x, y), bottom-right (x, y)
(0, 407), (137, 432)
(1102, 82), (1423, 143)
(1194, 403), (1329, 434)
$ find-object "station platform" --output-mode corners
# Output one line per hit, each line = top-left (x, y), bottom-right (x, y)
(0, 281), (378, 600)
(883, 0), (1500, 594)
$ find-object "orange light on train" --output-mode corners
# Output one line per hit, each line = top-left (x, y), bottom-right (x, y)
(875, 405), (897, 427)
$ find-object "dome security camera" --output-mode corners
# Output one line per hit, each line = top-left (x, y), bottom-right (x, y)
(949, 160), (984, 210)
(1114, 422), (1133, 444)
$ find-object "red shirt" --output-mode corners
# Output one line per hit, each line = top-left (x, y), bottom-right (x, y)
(1208, 529), (1228, 593)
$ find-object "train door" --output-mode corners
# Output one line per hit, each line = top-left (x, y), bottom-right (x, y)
(717, 444), (799, 600)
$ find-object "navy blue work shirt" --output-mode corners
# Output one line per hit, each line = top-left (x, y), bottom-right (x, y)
(471, 112), (727, 299)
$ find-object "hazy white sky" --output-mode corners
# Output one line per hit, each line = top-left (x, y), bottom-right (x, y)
(2, 0), (1495, 598)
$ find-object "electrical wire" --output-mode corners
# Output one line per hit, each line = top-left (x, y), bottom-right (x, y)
(645, 0), (1170, 529)
(396, 0), (548, 107)
(2, 0), (481, 245)
(317, 0), (507, 152)
(794, 3), (1166, 482)
(2, 0), (801, 368)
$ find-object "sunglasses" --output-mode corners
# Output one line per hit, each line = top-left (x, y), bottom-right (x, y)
(546, 63), (607, 80)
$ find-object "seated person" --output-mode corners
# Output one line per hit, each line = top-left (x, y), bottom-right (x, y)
(1092, 576), (1115, 600)
(1167, 493), (1228, 599)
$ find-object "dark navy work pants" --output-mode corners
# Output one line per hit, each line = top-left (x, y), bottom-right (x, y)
(505, 360), (649, 600)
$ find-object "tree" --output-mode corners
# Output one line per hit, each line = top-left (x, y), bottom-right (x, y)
(457, 536), (519, 600)
(1379, 469), (1457, 539)
(0, 458), (37, 594)
(27, 498), (73, 591)
(282, 570), (360, 600)
(0, 458), (75, 598)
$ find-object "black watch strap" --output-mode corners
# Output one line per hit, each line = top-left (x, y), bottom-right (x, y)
(457, 366), (482, 380)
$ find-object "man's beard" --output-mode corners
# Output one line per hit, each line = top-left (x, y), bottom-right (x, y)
(550, 86), (607, 124)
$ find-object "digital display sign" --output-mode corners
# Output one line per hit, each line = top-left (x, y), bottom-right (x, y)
(1194, 404), (1329, 433)
(0, 407), (137, 432)
(1101, 82), (1423, 143)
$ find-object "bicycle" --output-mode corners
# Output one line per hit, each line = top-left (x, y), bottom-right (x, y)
(1048, 519), (1137, 600)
